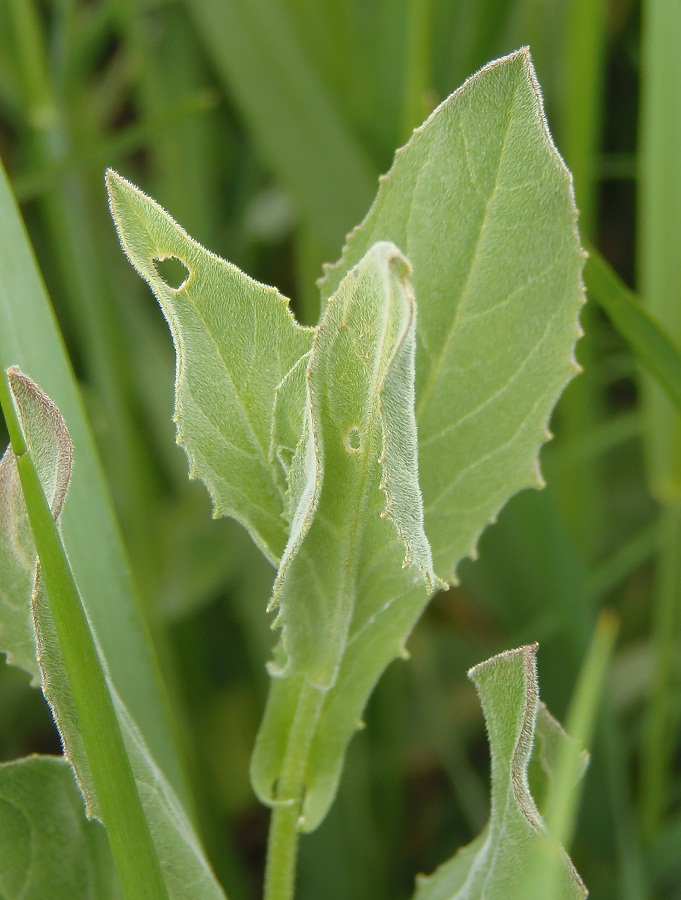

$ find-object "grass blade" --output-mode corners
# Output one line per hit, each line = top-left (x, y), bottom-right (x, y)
(0, 157), (187, 804)
(584, 247), (681, 413)
(187, 0), (377, 255)
(0, 368), (168, 899)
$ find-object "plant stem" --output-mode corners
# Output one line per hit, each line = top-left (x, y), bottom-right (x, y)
(264, 681), (325, 900)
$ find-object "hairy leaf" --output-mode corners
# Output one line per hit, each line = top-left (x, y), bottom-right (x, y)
(0, 370), (226, 899)
(320, 48), (585, 580)
(107, 169), (314, 564)
(109, 50), (585, 836)
(414, 646), (587, 900)
(0, 367), (73, 681)
(270, 241), (439, 687)
(252, 244), (444, 828)
(0, 756), (118, 900)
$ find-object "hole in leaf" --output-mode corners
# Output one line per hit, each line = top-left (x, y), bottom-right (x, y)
(345, 426), (362, 452)
(153, 256), (190, 290)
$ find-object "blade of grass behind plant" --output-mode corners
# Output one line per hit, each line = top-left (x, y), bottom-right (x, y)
(523, 611), (617, 899)
(584, 247), (681, 415)
(186, 0), (377, 256)
(399, 0), (432, 144)
(638, 1), (681, 838)
(0, 157), (189, 807)
(639, 0), (681, 502)
(551, 0), (608, 564)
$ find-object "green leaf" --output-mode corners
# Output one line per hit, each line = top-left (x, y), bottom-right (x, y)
(0, 157), (186, 804)
(270, 241), (439, 688)
(106, 169), (314, 565)
(320, 48), (585, 579)
(0, 756), (118, 900)
(414, 645), (587, 900)
(0, 363), (74, 683)
(252, 244), (448, 829)
(0, 370), (226, 899)
(107, 51), (585, 838)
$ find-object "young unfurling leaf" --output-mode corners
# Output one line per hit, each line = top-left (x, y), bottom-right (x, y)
(414, 646), (587, 900)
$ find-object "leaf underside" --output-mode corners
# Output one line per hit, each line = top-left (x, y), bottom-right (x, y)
(108, 48), (585, 833)
(414, 645), (587, 900)
(0, 370), (226, 899)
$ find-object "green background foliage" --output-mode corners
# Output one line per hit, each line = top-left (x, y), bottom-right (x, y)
(0, 2), (677, 899)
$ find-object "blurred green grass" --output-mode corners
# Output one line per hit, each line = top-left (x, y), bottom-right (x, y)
(0, 1), (679, 898)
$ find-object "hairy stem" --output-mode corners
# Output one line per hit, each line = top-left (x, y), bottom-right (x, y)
(264, 681), (325, 900)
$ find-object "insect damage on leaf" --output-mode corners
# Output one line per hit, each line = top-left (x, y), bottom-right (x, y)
(107, 168), (314, 566)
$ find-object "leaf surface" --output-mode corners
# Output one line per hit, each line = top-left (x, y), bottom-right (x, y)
(270, 241), (438, 687)
(107, 169), (314, 564)
(0, 371), (226, 899)
(414, 645), (586, 900)
(0, 756), (118, 900)
(252, 245), (446, 827)
(320, 48), (585, 579)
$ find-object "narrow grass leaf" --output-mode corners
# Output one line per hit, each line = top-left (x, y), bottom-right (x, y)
(0, 370), (226, 899)
(639, 0), (681, 500)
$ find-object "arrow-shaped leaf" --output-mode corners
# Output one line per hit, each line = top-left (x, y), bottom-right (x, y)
(107, 170), (314, 564)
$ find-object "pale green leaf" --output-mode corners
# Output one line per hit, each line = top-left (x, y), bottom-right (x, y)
(320, 48), (585, 579)
(106, 169), (314, 564)
(271, 242), (438, 687)
(252, 243), (443, 828)
(0, 371), (226, 899)
(108, 51), (585, 837)
(0, 756), (118, 900)
(414, 645), (586, 900)
(0, 368), (73, 682)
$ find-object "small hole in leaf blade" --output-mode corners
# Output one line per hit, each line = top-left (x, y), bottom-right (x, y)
(153, 256), (190, 290)
(345, 426), (362, 452)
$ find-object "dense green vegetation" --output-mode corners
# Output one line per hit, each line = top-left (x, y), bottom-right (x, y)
(0, 2), (679, 898)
